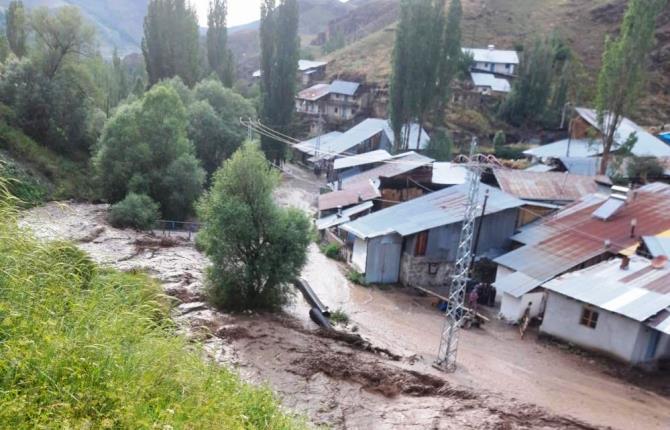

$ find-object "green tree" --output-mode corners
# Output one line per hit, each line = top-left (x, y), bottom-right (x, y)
(424, 129), (452, 161)
(627, 156), (664, 184)
(6, 0), (27, 58)
(0, 35), (9, 63)
(259, 0), (299, 164)
(197, 142), (311, 311)
(142, 0), (200, 87)
(499, 38), (554, 126)
(596, 0), (667, 175)
(493, 130), (506, 149)
(207, 0), (233, 86)
(31, 6), (96, 80)
(94, 84), (205, 220)
(108, 192), (161, 230)
(435, 0), (462, 118)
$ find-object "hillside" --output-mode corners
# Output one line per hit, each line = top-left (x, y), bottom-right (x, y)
(325, 0), (670, 124)
(0, 0), (147, 55)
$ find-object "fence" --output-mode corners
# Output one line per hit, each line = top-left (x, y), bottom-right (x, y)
(156, 220), (201, 240)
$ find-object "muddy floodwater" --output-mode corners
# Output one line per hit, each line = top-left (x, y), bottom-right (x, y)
(19, 165), (670, 430)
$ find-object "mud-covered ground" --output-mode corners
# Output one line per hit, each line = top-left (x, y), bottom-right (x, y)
(19, 165), (670, 429)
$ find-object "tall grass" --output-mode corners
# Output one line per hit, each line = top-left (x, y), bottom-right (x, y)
(0, 178), (303, 429)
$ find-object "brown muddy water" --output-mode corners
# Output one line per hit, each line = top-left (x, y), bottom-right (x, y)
(18, 165), (670, 429)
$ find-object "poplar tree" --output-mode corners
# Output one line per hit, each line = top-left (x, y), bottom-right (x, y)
(436, 0), (462, 117)
(6, 0), (28, 58)
(595, 0), (667, 175)
(142, 0), (200, 87)
(259, 0), (299, 164)
(207, 0), (233, 87)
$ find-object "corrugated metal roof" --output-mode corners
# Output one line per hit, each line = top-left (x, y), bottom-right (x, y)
(462, 47), (519, 64)
(432, 162), (468, 185)
(383, 122), (431, 151)
(297, 83), (331, 101)
(341, 183), (525, 239)
(310, 118), (389, 162)
(294, 131), (344, 157)
(318, 180), (380, 211)
(342, 152), (433, 190)
(315, 201), (373, 230)
(253, 59), (327, 77)
(329, 80), (360, 96)
(333, 150), (392, 170)
(524, 139), (603, 158)
(543, 257), (670, 332)
(524, 164), (555, 173)
(643, 236), (670, 258)
(559, 157), (601, 176)
(470, 72), (511, 92)
(494, 183), (670, 297)
(575, 107), (670, 158)
(493, 169), (600, 202)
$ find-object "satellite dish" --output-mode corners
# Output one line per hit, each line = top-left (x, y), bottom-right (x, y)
(651, 255), (668, 269)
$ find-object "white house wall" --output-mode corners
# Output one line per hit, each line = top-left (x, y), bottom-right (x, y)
(351, 237), (368, 273)
(499, 291), (545, 322)
(540, 292), (645, 363)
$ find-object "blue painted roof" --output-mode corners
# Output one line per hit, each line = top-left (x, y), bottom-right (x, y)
(341, 183), (524, 239)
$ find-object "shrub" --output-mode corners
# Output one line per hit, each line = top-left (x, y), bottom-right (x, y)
(0, 204), (302, 428)
(321, 243), (341, 260)
(108, 192), (160, 230)
(329, 308), (350, 325)
(346, 269), (367, 286)
(494, 144), (528, 160)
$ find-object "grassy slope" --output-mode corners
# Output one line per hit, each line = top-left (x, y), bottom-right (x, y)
(0, 121), (95, 203)
(0, 191), (302, 429)
(326, 0), (669, 123)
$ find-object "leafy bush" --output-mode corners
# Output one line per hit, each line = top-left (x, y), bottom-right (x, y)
(108, 193), (160, 230)
(346, 269), (367, 286)
(494, 144), (528, 160)
(0, 156), (48, 205)
(329, 308), (350, 325)
(321, 243), (342, 260)
(0, 192), (303, 429)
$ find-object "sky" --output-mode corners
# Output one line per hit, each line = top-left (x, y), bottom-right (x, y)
(192, 0), (262, 28)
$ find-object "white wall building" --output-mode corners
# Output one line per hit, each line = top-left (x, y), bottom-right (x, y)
(463, 45), (520, 75)
(540, 257), (670, 367)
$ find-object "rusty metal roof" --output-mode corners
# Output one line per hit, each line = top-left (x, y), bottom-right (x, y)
(543, 256), (670, 334)
(318, 180), (380, 212)
(493, 169), (601, 203)
(495, 183), (670, 297)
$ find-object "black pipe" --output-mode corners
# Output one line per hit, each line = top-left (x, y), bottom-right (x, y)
(309, 307), (333, 330)
(293, 278), (331, 317)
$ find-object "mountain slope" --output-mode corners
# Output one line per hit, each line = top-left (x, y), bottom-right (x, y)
(326, 0), (670, 123)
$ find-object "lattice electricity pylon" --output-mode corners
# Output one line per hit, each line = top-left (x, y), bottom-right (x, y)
(434, 137), (481, 372)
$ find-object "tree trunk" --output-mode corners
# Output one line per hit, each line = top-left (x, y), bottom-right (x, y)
(599, 114), (621, 175)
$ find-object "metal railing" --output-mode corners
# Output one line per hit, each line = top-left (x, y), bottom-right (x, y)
(156, 220), (201, 240)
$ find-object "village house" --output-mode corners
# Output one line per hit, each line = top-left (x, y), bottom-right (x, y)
(524, 107), (670, 172)
(292, 118), (430, 171)
(295, 80), (368, 123)
(469, 72), (511, 96)
(253, 59), (328, 87)
(341, 184), (524, 286)
(540, 256), (670, 368)
(493, 183), (670, 322)
(463, 45), (519, 76)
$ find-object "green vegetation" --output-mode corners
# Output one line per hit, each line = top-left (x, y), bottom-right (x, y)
(0, 184), (302, 428)
(493, 131), (506, 150)
(6, 1), (27, 58)
(322, 31), (345, 55)
(207, 0), (234, 87)
(260, 0), (300, 163)
(197, 143), (311, 311)
(0, 156), (48, 205)
(142, 0), (200, 87)
(108, 192), (160, 230)
(329, 308), (350, 325)
(627, 156), (665, 184)
(94, 84), (205, 220)
(320, 242), (342, 260)
(346, 269), (367, 286)
(596, 0), (667, 174)
(424, 129), (453, 161)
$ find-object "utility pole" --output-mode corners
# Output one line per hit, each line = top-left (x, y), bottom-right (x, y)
(434, 137), (481, 373)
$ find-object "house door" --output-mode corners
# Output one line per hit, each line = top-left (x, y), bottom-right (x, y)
(645, 330), (661, 361)
(378, 236), (402, 283)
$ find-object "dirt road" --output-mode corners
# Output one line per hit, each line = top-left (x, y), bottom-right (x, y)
(18, 165), (670, 429)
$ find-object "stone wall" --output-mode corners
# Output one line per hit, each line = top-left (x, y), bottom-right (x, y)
(399, 252), (454, 289)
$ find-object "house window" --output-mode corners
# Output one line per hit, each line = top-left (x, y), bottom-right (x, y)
(415, 231), (428, 256)
(334, 107), (339, 114)
(580, 306), (599, 329)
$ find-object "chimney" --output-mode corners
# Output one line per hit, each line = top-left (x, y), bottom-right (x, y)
(488, 44), (495, 51)
(630, 218), (637, 238)
(336, 206), (342, 218)
(604, 239), (611, 249)
(620, 256), (630, 270)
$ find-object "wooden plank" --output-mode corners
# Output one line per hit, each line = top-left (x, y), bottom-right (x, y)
(413, 285), (490, 322)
